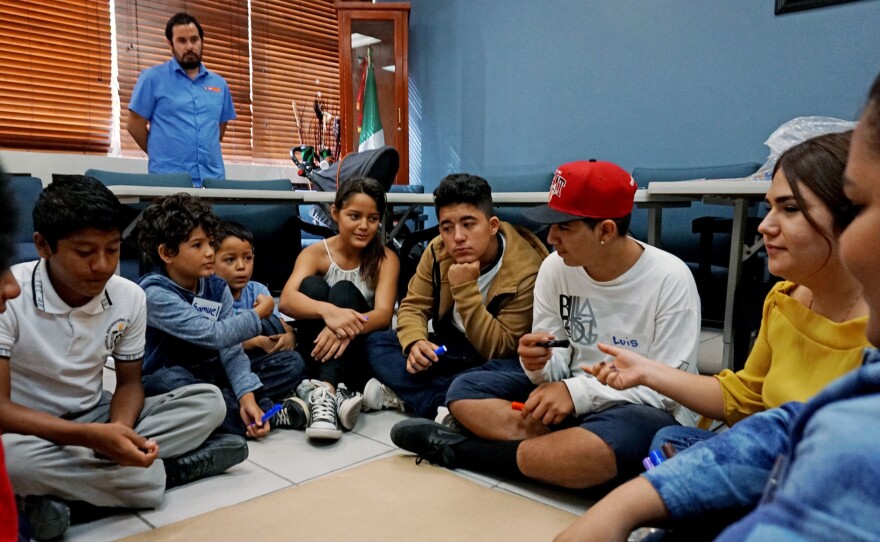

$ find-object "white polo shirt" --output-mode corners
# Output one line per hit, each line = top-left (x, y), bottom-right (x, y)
(0, 260), (147, 417)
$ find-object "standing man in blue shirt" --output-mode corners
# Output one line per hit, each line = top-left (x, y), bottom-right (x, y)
(127, 13), (236, 187)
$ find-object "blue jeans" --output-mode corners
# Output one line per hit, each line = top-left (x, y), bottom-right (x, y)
(650, 425), (716, 454)
(143, 349), (305, 436)
(364, 329), (483, 418)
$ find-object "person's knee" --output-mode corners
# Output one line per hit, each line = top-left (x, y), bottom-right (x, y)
(517, 430), (618, 489)
(2, 436), (36, 484)
(300, 275), (330, 301)
(328, 280), (366, 309)
(180, 383), (226, 428)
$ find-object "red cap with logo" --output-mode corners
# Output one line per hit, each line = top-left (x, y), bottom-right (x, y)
(522, 160), (636, 224)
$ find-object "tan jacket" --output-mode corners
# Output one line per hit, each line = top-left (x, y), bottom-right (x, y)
(396, 221), (549, 360)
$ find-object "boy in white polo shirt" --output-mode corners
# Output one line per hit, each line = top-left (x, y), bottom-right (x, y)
(0, 176), (246, 540)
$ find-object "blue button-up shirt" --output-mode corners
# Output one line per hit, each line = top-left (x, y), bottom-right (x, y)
(129, 57), (236, 185)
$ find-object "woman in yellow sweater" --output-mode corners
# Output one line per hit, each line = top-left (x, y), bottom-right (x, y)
(588, 130), (869, 452)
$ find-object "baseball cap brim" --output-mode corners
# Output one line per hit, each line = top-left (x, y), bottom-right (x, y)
(521, 204), (585, 225)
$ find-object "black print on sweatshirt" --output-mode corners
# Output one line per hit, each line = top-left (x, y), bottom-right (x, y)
(559, 294), (598, 346)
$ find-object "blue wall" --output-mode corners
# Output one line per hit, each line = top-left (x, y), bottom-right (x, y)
(405, 0), (880, 191)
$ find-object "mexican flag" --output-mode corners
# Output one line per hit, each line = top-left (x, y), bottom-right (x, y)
(358, 48), (384, 152)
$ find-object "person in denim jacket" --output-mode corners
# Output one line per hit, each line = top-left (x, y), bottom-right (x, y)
(555, 70), (880, 542)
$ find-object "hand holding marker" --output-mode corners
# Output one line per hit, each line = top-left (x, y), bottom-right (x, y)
(248, 403), (282, 428)
(642, 442), (677, 470)
(511, 339), (568, 411)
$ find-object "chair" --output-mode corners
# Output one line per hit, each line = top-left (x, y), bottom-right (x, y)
(9, 176), (44, 265)
(396, 224), (440, 303)
(203, 178), (333, 294)
(629, 162), (773, 370)
(83, 169), (194, 188)
(387, 184), (428, 244)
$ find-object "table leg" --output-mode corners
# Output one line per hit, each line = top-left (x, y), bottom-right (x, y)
(647, 207), (663, 247)
(722, 198), (748, 370)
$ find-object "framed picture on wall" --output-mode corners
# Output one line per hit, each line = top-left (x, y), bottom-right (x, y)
(775, 0), (860, 14)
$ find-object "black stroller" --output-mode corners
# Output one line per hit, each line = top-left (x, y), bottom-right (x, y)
(290, 145), (400, 235)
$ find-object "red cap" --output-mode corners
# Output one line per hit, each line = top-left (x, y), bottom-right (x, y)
(522, 160), (636, 223)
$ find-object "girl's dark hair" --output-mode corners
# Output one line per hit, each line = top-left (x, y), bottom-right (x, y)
(137, 193), (220, 268)
(334, 177), (387, 285)
(772, 131), (856, 246)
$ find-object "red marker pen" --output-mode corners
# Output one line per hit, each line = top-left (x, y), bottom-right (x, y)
(511, 401), (525, 411)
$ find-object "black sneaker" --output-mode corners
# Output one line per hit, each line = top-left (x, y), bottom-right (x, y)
(18, 495), (70, 541)
(390, 418), (470, 468)
(272, 396), (309, 430)
(164, 434), (248, 489)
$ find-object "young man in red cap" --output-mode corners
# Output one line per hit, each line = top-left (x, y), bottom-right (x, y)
(391, 160), (701, 492)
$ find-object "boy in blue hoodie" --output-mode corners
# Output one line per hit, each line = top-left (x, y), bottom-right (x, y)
(137, 194), (306, 437)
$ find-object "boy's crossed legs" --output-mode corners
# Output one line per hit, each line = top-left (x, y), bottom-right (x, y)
(392, 361), (677, 489)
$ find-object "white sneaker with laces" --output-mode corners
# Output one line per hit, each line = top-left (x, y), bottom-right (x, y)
(362, 378), (405, 412)
(305, 384), (342, 440)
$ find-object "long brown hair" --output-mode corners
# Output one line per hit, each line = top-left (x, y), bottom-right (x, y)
(772, 131), (857, 250)
(334, 176), (387, 285)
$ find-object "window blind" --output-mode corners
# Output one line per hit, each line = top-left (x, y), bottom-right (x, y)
(0, 1), (112, 153)
(251, 0), (340, 163)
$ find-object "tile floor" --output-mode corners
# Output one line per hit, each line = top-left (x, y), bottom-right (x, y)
(63, 328), (725, 541)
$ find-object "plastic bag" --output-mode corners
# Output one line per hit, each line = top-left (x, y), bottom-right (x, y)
(750, 116), (856, 180)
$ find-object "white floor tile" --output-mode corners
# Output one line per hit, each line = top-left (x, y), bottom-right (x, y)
(138, 459), (291, 527)
(65, 514), (151, 542)
(246, 427), (393, 483)
(352, 409), (409, 446)
(697, 334), (724, 375)
(700, 328), (722, 342)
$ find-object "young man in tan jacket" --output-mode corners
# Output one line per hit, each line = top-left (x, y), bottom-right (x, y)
(364, 173), (548, 418)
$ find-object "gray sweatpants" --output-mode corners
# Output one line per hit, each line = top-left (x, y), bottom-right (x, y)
(3, 383), (225, 509)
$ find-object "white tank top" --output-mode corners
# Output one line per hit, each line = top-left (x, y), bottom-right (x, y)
(322, 239), (376, 307)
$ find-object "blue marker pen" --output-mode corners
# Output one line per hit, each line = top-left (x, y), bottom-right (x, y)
(434, 345), (448, 356)
(649, 449), (666, 467)
(249, 403), (282, 427)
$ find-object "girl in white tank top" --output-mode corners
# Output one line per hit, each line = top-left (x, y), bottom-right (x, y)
(278, 178), (400, 441)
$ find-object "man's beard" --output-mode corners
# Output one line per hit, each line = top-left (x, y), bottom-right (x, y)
(178, 53), (201, 70)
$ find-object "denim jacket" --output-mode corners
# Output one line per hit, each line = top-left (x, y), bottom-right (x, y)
(645, 348), (880, 541)
(140, 272), (262, 400)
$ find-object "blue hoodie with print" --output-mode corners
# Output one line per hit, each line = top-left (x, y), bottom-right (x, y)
(139, 272), (262, 399)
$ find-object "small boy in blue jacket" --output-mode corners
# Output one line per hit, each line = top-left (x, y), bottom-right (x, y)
(136, 194), (306, 437)
(214, 221), (309, 425)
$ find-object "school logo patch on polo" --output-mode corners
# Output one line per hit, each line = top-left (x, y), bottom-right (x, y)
(105, 318), (130, 351)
